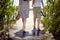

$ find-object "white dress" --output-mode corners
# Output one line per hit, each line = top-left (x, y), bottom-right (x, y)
(20, 0), (29, 18)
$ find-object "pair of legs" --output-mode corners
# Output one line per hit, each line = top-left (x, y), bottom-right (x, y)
(34, 17), (40, 29)
(33, 7), (41, 30)
(21, 18), (27, 36)
(22, 18), (26, 31)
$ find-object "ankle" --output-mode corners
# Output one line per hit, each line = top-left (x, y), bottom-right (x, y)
(22, 28), (25, 31)
(38, 28), (40, 30)
(34, 25), (36, 28)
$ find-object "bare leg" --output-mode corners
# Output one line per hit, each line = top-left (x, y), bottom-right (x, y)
(22, 18), (26, 31)
(37, 18), (40, 29)
(33, 17), (36, 36)
(37, 18), (40, 36)
(34, 17), (36, 27)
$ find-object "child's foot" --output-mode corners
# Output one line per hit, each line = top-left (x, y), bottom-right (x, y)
(37, 28), (40, 36)
(22, 31), (26, 37)
(32, 26), (36, 36)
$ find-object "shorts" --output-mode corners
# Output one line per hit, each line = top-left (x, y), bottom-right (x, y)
(33, 7), (41, 18)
